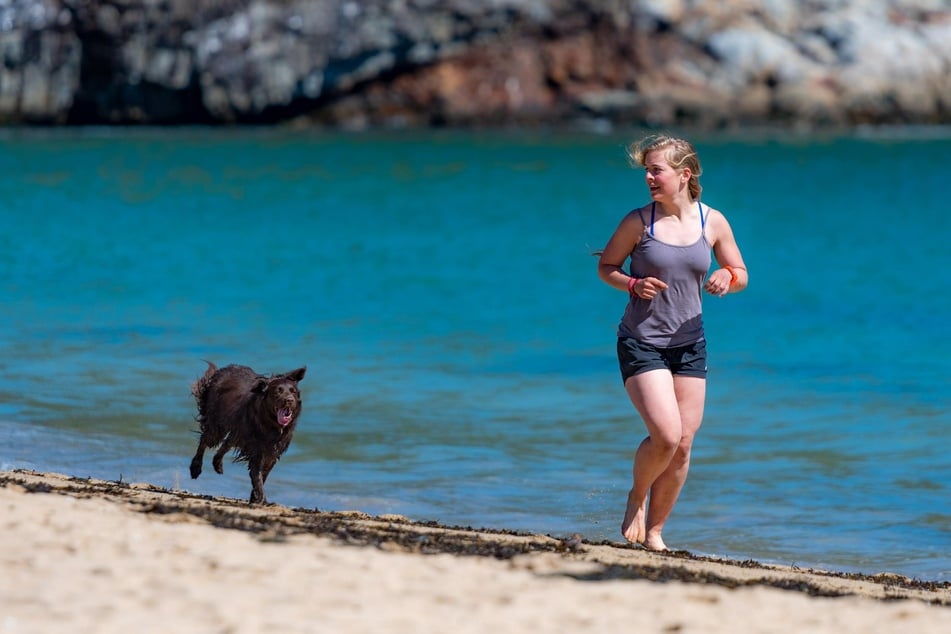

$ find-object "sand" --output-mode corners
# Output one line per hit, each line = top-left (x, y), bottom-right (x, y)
(1, 470), (949, 633)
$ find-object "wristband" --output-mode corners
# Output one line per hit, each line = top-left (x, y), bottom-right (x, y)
(627, 276), (640, 295)
(724, 265), (738, 287)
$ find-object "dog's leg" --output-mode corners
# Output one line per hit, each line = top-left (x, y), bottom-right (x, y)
(261, 458), (277, 485)
(258, 457), (279, 503)
(211, 434), (234, 475)
(189, 441), (207, 479)
(248, 457), (267, 504)
(256, 457), (280, 504)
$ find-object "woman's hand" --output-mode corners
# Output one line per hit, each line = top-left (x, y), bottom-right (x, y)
(704, 268), (735, 297)
(632, 276), (668, 300)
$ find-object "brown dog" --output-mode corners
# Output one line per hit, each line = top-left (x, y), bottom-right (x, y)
(189, 361), (306, 504)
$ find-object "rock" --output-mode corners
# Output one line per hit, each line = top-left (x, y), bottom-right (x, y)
(706, 27), (815, 86)
(0, 0), (947, 127)
(0, 0), (81, 123)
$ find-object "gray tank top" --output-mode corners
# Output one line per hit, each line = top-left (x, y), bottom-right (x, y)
(618, 202), (712, 347)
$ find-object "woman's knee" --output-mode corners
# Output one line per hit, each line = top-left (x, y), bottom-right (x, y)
(649, 430), (682, 456)
(669, 442), (693, 468)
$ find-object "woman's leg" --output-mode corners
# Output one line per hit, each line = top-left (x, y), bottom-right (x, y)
(620, 369), (684, 544)
(643, 375), (706, 550)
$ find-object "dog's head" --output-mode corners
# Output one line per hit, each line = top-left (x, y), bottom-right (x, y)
(252, 367), (306, 431)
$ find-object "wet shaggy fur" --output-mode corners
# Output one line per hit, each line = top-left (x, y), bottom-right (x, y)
(189, 362), (306, 504)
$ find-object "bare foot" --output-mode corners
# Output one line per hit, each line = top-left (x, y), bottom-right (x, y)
(620, 491), (646, 544)
(643, 531), (668, 552)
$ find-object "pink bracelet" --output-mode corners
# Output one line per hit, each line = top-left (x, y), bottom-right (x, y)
(628, 276), (640, 295)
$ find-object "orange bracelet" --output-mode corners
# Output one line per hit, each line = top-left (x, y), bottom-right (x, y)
(724, 265), (738, 287)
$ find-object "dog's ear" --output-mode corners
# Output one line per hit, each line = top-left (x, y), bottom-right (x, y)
(251, 378), (269, 395)
(284, 367), (306, 383)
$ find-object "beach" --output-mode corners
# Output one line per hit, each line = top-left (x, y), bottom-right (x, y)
(4, 130), (951, 581)
(1, 470), (949, 633)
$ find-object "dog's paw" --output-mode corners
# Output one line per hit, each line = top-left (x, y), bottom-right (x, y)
(212, 455), (224, 474)
(189, 459), (202, 480)
(249, 490), (267, 505)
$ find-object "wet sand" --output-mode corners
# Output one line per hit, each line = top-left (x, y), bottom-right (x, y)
(1, 469), (949, 633)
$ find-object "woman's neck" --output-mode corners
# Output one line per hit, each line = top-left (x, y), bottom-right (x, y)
(656, 195), (696, 217)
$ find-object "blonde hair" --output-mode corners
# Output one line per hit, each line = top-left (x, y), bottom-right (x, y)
(627, 135), (702, 201)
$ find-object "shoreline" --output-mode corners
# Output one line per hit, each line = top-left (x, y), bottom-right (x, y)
(2, 469), (950, 633)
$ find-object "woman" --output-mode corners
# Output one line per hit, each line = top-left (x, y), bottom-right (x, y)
(597, 135), (747, 550)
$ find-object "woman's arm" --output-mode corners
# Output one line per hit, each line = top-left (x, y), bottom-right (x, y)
(597, 210), (669, 299)
(597, 212), (641, 292)
(704, 209), (748, 296)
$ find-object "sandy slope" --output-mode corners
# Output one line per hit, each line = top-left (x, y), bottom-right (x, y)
(1, 469), (949, 633)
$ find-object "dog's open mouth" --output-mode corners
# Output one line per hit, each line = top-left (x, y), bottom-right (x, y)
(277, 407), (293, 427)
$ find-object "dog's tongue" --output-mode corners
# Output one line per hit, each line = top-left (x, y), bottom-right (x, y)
(278, 408), (292, 426)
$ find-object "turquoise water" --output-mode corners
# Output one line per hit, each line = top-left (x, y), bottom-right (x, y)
(1, 126), (949, 581)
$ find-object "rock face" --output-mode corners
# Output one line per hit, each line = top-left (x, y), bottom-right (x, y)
(0, 0), (948, 127)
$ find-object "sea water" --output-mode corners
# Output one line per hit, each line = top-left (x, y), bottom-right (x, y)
(1, 126), (948, 581)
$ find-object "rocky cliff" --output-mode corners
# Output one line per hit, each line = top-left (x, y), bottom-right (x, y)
(1, 0), (948, 128)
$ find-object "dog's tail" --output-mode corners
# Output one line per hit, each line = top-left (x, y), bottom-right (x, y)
(190, 360), (218, 402)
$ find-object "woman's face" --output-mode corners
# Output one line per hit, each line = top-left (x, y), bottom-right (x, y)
(643, 150), (685, 201)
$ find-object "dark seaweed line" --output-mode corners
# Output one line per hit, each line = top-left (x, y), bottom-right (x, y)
(2, 469), (949, 604)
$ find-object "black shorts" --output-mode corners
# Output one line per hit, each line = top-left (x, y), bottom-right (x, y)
(617, 337), (707, 383)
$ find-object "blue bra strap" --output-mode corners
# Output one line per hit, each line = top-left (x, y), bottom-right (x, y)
(647, 201), (704, 233)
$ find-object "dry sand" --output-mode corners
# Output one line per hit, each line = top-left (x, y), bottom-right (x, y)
(1, 469), (949, 633)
